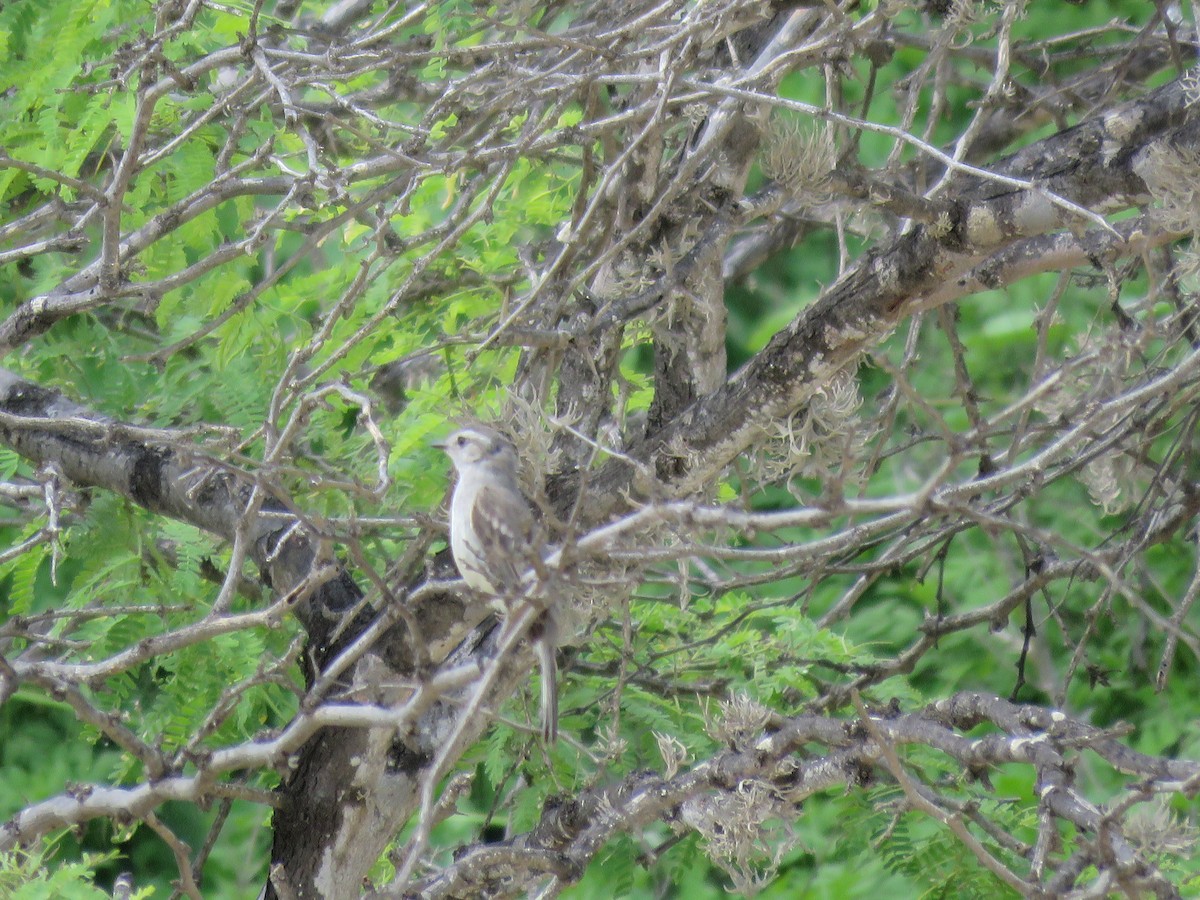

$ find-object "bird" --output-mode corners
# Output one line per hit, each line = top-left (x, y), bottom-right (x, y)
(436, 425), (558, 743)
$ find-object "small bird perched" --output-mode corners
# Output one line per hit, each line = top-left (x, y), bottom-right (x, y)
(436, 425), (558, 743)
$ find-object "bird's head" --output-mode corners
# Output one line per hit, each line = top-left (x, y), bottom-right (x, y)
(436, 426), (518, 473)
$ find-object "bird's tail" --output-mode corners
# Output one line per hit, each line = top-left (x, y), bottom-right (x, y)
(536, 635), (558, 745)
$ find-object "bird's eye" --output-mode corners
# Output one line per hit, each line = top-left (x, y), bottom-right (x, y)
(456, 436), (467, 447)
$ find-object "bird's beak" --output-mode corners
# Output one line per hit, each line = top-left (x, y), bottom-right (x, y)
(431, 439), (447, 450)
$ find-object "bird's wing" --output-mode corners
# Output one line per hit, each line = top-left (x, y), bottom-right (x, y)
(469, 482), (539, 591)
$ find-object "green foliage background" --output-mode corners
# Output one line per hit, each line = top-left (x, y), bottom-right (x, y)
(0, 0), (1197, 897)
